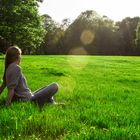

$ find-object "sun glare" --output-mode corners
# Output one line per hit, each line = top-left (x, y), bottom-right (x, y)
(67, 55), (89, 71)
(68, 47), (88, 55)
(58, 76), (76, 94)
(80, 30), (95, 45)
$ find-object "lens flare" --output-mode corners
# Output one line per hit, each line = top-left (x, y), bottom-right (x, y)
(80, 30), (95, 45)
(68, 46), (88, 55)
(67, 54), (89, 70)
(58, 76), (76, 94)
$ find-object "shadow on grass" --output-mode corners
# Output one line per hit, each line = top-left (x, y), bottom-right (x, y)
(41, 67), (66, 76)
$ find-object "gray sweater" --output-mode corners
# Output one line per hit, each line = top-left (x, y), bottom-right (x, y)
(6, 63), (32, 101)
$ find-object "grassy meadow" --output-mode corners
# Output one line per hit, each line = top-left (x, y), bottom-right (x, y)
(0, 55), (140, 140)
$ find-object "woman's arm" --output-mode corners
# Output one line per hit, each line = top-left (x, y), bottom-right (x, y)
(0, 81), (6, 95)
(5, 88), (14, 106)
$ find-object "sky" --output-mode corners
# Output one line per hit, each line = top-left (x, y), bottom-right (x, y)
(38, 0), (140, 23)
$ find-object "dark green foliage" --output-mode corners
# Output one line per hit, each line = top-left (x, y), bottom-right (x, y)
(0, 1), (140, 55)
(56, 11), (140, 55)
(38, 14), (65, 55)
(61, 10), (102, 54)
(116, 17), (140, 55)
(0, 0), (45, 54)
(135, 22), (140, 54)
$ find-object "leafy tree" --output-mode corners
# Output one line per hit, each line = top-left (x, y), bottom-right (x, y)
(61, 10), (121, 55)
(0, 0), (45, 54)
(94, 16), (125, 55)
(61, 18), (71, 30)
(61, 10), (102, 54)
(135, 22), (140, 55)
(37, 10), (140, 55)
(116, 17), (140, 55)
(39, 14), (65, 54)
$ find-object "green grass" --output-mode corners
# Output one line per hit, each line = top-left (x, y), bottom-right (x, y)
(0, 55), (140, 140)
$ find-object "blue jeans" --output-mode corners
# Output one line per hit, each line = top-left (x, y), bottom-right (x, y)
(31, 82), (58, 106)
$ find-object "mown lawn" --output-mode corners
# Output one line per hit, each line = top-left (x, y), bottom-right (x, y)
(0, 55), (140, 140)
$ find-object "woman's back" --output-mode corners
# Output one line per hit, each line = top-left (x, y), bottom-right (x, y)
(6, 63), (31, 101)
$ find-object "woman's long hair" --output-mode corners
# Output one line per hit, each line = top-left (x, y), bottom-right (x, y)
(3, 46), (22, 83)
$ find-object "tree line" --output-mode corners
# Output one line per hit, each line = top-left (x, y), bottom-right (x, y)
(0, 0), (140, 55)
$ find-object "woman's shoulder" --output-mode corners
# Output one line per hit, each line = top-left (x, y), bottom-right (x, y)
(6, 63), (21, 74)
(8, 63), (21, 69)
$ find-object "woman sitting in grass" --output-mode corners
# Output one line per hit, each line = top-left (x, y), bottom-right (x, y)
(0, 46), (59, 107)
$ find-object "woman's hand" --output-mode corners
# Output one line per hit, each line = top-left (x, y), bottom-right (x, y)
(5, 88), (14, 106)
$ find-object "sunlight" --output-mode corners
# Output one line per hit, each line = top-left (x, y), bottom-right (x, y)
(68, 47), (88, 55)
(80, 30), (95, 45)
(58, 76), (76, 94)
(67, 55), (89, 70)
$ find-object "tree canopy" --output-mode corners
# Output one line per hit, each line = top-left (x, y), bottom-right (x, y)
(0, 0), (45, 54)
(135, 22), (140, 54)
(0, 3), (140, 55)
